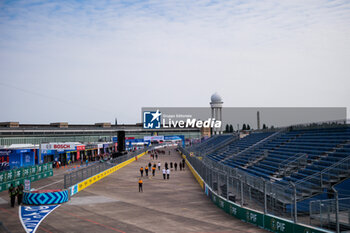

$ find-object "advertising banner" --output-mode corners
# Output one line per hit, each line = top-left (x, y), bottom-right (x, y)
(24, 179), (31, 191)
(30, 166), (37, 175)
(0, 150), (11, 156)
(70, 184), (78, 196)
(37, 164), (44, 174)
(0, 172), (5, 183)
(14, 168), (22, 179)
(164, 135), (182, 141)
(22, 167), (30, 177)
(42, 143), (76, 151)
(76, 145), (85, 151)
(66, 152), (71, 162)
(22, 152), (35, 167)
(85, 144), (97, 150)
(6, 170), (15, 182)
(144, 136), (164, 141)
(245, 209), (264, 226)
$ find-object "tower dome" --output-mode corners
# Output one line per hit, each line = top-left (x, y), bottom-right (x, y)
(211, 92), (223, 103)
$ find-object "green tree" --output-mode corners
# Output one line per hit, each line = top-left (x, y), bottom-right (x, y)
(247, 124), (251, 130)
(242, 124), (247, 130)
(263, 124), (267, 129)
(229, 124), (233, 132)
(225, 124), (229, 133)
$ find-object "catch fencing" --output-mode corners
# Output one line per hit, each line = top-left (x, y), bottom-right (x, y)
(179, 146), (348, 233)
(64, 148), (148, 189)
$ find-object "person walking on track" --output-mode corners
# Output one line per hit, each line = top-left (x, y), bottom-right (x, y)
(145, 166), (149, 176)
(174, 162), (177, 171)
(140, 167), (144, 177)
(157, 162), (161, 170)
(17, 183), (24, 205)
(148, 162), (152, 169)
(165, 162), (168, 170)
(152, 166), (156, 176)
(162, 168), (166, 180)
(166, 168), (170, 180)
(138, 178), (143, 192)
(8, 184), (17, 208)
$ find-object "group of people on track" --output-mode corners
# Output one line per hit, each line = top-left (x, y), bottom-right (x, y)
(138, 150), (186, 192)
(8, 183), (24, 207)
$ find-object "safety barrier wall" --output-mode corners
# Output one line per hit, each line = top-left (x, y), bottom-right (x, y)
(64, 148), (149, 188)
(23, 189), (69, 205)
(69, 151), (147, 196)
(180, 152), (332, 233)
(184, 155), (204, 189)
(0, 163), (53, 192)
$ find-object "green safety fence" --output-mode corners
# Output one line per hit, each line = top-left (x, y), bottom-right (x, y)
(0, 163), (53, 192)
(179, 148), (332, 233)
(206, 187), (329, 233)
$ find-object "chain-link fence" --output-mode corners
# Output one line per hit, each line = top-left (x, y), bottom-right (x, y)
(64, 148), (148, 189)
(179, 146), (349, 233)
(310, 197), (350, 232)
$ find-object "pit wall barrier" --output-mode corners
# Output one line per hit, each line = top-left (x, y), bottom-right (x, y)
(0, 163), (53, 192)
(69, 151), (147, 196)
(23, 189), (69, 205)
(180, 153), (332, 233)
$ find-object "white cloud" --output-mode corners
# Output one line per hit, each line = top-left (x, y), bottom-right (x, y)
(0, 0), (349, 123)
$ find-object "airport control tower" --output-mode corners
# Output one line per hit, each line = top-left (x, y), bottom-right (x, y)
(210, 92), (223, 135)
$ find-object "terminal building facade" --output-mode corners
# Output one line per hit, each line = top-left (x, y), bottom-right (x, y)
(0, 122), (201, 146)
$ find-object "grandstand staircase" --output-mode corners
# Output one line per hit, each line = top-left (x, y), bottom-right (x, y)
(272, 153), (308, 178)
(221, 130), (285, 164)
(242, 150), (268, 169)
(293, 141), (350, 200)
(243, 132), (304, 172)
(202, 135), (238, 157)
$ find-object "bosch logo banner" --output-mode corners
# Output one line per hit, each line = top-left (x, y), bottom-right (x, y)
(143, 110), (162, 129)
(53, 144), (71, 149)
(42, 143), (76, 151)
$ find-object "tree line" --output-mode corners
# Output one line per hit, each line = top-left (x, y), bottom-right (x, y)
(224, 123), (274, 133)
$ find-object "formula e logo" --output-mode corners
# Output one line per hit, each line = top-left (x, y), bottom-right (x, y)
(143, 110), (162, 129)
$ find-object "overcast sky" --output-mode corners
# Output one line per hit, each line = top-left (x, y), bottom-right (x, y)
(0, 0), (349, 124)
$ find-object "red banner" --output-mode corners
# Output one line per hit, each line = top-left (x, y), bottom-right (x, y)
(76, 145), (85, 151)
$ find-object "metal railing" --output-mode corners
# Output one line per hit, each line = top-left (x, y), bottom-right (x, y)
(190, 134), (238, 157)
(289, 119), (349, 131)
(222, 130), (284, 163)
(202, 134), (239, 157)
(275, 153), (307, 178)
(64, 148), (148, 189)
(310, 197), (350, 232)
(295, 155), (350, 195)
(179, 146), (350, 233)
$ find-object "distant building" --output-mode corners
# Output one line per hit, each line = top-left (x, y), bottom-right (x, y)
(210, 92), (223, 135)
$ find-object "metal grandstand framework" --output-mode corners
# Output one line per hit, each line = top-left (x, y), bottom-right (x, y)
(179, 138), (350, 232)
